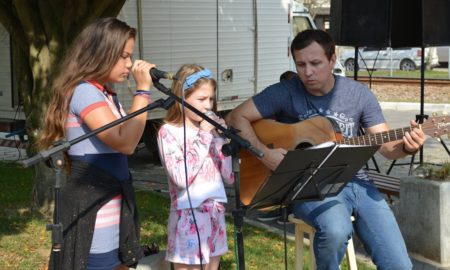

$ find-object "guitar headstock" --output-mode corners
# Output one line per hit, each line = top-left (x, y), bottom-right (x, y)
(422, 115), (450, 138)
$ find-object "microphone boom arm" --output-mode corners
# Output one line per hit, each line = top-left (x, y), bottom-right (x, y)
(20, 97), (175, 168)
(152, 80), (263, 158)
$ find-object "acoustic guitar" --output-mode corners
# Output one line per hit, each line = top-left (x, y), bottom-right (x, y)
(239, 115), (450, 206)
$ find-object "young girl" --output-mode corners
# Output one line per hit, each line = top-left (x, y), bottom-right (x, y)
(157, 64), (234, 270)
(39, 18), (155, 270)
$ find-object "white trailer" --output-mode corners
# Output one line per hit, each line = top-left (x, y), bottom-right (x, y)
(115, 0), (316, 117)
(0, 24), (23, 121)
(0, 0), (316, 149)
(114, 0), (315, 150)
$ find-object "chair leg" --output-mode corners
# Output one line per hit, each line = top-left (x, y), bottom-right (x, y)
(294, 224), (304, 270)
(346, 237), (358, 270)
(308, 229), (316, 270)
(290, 214), (357, 270)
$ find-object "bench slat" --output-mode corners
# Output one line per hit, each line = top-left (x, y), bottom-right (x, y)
(367, 171), (400, 198)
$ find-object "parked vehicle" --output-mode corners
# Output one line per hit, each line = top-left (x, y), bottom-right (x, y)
(290, 2), (345, 77)
(339, 47), (439, 72)
(436, 46), (449, 67)
(332, 59), (346, 77)
(291, 1), (315, 36)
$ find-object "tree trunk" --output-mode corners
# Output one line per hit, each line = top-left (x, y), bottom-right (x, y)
(12, 37), (60, 217)
(1, 0), (127, 217)
(30, 57), (64, 217)
(32, 162), (66, 217)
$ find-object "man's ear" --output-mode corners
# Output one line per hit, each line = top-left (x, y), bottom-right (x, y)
(330, 53), (337, 66)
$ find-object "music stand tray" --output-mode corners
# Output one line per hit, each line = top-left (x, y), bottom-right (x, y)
(248, 143), (380, 209)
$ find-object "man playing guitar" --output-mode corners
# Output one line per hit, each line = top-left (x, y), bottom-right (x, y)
(226, 29), (425, 269)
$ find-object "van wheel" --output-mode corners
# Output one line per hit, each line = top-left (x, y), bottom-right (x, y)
(400, 59), (416, 71)
(345, 59), (355, 72)
(142, 120), (162, 164)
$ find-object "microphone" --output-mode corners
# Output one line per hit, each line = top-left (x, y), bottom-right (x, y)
(206, 110), (226, 138)
(205, 110), (217, 118)
(150, 68), (178, 80)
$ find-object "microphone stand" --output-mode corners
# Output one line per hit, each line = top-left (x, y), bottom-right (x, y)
(20, 96), (175, 270)
(152, 79), (263, 270)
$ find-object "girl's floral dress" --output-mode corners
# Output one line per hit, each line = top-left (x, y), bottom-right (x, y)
(157, 124), (234, 265)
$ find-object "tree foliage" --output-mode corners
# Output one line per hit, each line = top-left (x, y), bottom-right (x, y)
(0, 0), (126, 213)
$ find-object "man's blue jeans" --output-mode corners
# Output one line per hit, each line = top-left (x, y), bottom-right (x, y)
(292, 179), (412, 270)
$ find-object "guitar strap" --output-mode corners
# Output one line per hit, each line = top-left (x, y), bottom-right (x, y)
(325, 117), (341, 133)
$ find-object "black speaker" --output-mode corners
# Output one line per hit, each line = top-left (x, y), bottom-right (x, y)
(391, 0), (450, 47)
(330, 0), (391, 47)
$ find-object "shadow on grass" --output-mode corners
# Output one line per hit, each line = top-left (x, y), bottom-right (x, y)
(0, 161), (46, 237)
(0, 161), (50, 270)
(136, 189), (171, 247)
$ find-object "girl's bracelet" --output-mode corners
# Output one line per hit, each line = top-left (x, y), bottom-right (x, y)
(134, 90), (151, 95)
(134, 90), (152, 101)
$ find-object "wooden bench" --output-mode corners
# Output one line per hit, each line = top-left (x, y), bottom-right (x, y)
(367, 171), (401, 202)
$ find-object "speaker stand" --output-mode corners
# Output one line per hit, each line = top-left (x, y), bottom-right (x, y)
(387, 46), (450, 175)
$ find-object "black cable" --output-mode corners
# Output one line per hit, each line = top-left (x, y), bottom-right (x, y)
(181, 96), (204, 269)
(10, 102), (25, 161)
(282, 207), (288, 270)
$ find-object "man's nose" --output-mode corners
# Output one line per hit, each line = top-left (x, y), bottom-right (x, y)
(305, 65), (313, 76)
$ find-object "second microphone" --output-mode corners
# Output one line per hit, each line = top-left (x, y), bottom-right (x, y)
(150, 68), (178, 81)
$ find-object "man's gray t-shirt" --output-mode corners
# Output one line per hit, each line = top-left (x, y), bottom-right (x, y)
(252, 75), (385, 180)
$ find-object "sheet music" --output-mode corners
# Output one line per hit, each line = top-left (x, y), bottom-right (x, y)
(307, 141), (367, 150)
(307, 141), (336, 149)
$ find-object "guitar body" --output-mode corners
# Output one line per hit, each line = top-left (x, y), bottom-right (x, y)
(240, 116), (342, 206)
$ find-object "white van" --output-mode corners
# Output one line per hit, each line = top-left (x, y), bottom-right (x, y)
(436, 46), (450, 67)
(339, 47), (439, 72)
(290, 2), (345, 77)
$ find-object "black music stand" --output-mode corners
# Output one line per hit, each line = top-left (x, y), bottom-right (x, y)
(247, 143), (380, 209)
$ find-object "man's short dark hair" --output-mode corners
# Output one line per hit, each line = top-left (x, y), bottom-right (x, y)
(290, 29), (335, 61)
(279, 70), (297, 81)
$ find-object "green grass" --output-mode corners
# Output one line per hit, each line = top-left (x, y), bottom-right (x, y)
(0, 161), (375, 269)
(0, 162), (49, 270)
(346, 69), (450, 79)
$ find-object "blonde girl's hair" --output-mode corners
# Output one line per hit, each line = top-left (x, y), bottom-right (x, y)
(38, 17), (136, 150)
(164, 64), (217, 125)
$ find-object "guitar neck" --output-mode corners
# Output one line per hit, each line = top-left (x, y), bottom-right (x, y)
(338, 126), (413, 146)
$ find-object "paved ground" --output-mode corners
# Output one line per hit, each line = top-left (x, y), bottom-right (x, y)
(1, 102), (449, 269)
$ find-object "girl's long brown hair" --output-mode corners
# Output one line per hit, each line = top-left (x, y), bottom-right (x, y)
(38, 18), (136, 150)
(164, 64), (217, 125)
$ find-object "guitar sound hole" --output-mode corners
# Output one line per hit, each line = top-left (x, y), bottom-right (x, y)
(296, 142), (312, 150)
